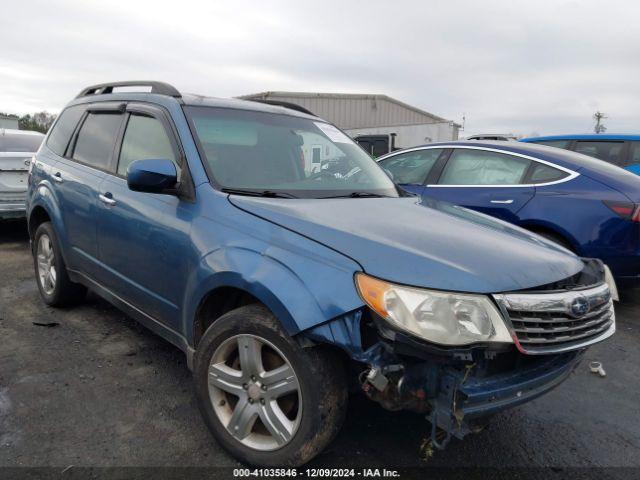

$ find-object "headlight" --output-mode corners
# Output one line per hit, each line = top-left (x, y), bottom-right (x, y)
(355, 273), (513, 346)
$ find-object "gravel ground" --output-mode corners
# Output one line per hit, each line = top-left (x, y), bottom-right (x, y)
(1, 219), (639, 477)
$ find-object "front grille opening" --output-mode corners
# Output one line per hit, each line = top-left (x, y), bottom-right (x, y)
(516, 258), (605, 292)
(495, 281), (614, 354)
(510, 302), (613, 347)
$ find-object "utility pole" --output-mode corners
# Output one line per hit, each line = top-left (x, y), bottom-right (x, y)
(594, 111), (607, 134)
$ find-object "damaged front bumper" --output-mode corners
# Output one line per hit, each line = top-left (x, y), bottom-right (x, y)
(455, 351), (582, 419)
(362, 336), (584, 449)
(422, 350), (583, 448)
(303, 307), (590, 450)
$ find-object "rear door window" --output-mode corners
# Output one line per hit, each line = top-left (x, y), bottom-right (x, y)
(439, 149), (530, 185)
(379, 149), (443, 184)
(46, 105), (87, 156)
(118, 114), (178, 177)
(72, 112), (123, 171)
(574, 141), (624, 166)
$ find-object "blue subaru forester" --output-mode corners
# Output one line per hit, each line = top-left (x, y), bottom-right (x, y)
(27, 82), (616, 466)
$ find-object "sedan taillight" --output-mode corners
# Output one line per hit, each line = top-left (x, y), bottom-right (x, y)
(603, 200), (640, 222)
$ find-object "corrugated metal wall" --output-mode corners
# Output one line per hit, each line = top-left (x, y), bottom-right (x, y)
(242, 93), (446, 130)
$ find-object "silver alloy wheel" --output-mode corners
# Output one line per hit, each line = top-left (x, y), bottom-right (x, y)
(36, 234), (56, 295)
(208, 334), (302, 451)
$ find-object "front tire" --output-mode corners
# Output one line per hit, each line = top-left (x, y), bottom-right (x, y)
(33, 222), (87, 306)
(194, 304), (348, 466)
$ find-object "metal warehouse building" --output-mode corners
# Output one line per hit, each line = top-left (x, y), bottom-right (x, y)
(239, 91), (460, 156)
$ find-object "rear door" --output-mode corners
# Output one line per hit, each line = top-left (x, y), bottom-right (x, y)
(425, 147), (534, 222)
(0, 132), (43, 213)
(378, 148), (446, 196)
(55, 104), (125, 277)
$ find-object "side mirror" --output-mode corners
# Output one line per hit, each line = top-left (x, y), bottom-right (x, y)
(127, 159), (177, 194)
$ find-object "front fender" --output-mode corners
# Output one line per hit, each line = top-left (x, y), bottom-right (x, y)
(182, 245), (364, 346)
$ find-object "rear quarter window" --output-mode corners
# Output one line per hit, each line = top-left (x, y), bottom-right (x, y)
(47, 105), (87, 156)
(528, 163), (569, 183)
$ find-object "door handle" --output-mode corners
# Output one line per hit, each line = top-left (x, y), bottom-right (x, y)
(52, 172), (63, 183)
(490, 199), (514, 204)
(99, 193), (116, 206)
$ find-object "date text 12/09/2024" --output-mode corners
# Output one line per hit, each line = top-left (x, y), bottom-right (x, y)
(233, 469), (401, 478)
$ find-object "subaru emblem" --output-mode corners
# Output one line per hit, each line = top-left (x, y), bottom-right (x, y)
(570, 296), (590, 317)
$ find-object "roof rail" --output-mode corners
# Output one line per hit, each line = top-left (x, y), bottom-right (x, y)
(248, 99), (316, 116)
(75, 81), (181, 99)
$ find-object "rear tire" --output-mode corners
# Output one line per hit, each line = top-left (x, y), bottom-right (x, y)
(194, 304), (348, 466)
(33, 222), (87, 307)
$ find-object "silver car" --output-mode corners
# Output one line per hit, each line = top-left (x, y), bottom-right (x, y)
(0, 129), (44, 219)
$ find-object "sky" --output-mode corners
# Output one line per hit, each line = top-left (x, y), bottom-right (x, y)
(2, 0), (639, 137)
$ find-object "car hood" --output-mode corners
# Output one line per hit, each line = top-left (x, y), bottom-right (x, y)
(228, 195), (584, 294)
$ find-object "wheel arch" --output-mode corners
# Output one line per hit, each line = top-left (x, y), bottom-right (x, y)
(519, 220), (580, 254)
(28, 205), (51, 239)
(27, 186), (66, 240)
(184, 247), (361, 349)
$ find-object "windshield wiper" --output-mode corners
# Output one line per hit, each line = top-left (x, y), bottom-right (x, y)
(320, 191), (390, 199)
(221, 187), (298, 199)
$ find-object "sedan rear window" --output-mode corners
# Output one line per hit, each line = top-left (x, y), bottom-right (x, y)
(0, 133), (43, 152)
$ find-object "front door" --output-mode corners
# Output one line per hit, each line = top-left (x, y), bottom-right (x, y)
(96, 104), (194, 327)
(425, 147), (535, 223)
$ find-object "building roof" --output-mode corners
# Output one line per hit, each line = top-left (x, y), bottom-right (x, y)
(238, 91), (459, 129)
(240, 91), (448, 122)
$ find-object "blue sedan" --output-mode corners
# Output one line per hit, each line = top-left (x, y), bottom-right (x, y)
(378, 141), (640, 287)
(520, 134), (640, 175)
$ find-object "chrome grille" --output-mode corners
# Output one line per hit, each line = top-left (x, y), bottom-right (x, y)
(494, 283), (615, 354)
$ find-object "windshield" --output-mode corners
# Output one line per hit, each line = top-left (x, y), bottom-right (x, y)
(184, 106), (399, 198)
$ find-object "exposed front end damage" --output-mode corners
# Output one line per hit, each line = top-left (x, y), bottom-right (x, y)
(302, 259), (614, 450)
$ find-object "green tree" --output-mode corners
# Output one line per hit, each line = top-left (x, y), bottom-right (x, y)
(18, 111), (57, 133)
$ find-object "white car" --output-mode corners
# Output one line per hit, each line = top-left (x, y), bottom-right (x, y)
(0, 129), (44, 219)
(465, 133), (518, 141)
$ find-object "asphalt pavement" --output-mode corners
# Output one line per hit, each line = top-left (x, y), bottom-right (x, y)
(1, 219), (639, 478)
